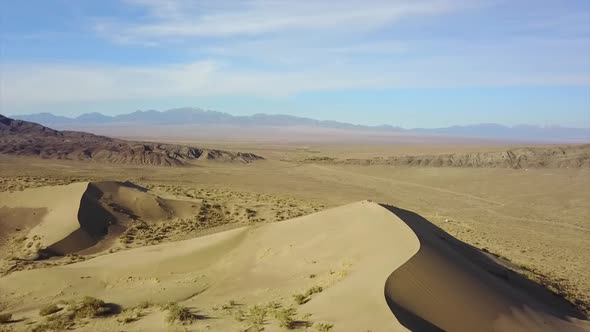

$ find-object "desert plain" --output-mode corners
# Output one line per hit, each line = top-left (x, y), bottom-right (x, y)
(0, 117), (589, 332)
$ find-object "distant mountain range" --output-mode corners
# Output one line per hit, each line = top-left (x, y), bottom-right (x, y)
(11, 108), (590, 143)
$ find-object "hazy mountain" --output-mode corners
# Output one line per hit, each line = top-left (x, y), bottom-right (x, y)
(76, 112), (113, 123)
(15, 112), (75, 126)
(13, 108), (396, 129)
(413, 124), (590, 142)
(11, 108), (590, 142)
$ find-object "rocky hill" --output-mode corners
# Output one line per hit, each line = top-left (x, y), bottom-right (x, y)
(0, 114), (263, 166)
(302, 145), (590, 169)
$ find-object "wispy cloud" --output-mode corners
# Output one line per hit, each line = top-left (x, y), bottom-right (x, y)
(3, 51), (588, 108)
(96, 0), (474, 42)
(0, 60), (385, 106)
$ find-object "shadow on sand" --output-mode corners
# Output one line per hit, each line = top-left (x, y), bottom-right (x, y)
(381, 204), (587, 332)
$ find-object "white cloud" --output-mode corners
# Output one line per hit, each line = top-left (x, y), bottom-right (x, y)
(96, 0), (472, 41)
(2, 51), (588, 108)
(2, 62), (354, 107)
(1, 61), (218, 105)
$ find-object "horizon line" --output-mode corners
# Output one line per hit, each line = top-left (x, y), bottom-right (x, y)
(9, 108), (590, 131)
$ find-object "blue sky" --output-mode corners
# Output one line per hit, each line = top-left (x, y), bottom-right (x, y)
(1, 0), (589, 128)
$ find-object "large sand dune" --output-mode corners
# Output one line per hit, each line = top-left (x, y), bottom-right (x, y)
(384, 206), (588, 332)
(0, 192), (587, 331)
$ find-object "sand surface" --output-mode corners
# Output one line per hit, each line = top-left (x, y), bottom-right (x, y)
(0, 183), (90, 257)
(0, 190), (588, 331)
(0, 181), (199, 261)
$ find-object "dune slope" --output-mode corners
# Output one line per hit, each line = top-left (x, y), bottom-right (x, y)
(0, 181), (197, 258)
(0, 201), (419, 331)
(384, 205), (589, 332)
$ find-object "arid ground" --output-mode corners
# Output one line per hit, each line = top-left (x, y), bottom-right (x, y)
(0, 137), (589, 331)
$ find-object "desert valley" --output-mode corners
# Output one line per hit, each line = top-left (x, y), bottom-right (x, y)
(0, 112), (588, 332)
(2, 1), (590, 330)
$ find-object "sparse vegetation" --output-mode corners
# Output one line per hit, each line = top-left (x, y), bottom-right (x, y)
(293, 294), (307, 305)
(266, 301), (281, 310)
(305, 286), (323, 296)
(314, 322), (334, 331)
(293, 286), (324, 305)
(246, 305), (268, 326)
(71, 296), (114, 318)
(514, 263), (590, 316)
(232, 309), (246, 322)
(273, 307), (297, 329)
(39, 304), (62, 316)
(231, 301), (313, 331)
(111, 184), (321, 250)
(117, 309), (142, 324)
(231, 304), (273, 330)
(32, 313), (76, 332)
(166, 303), (197, 324)
(137, 300), (152, 309)
(30, 297), (119, 331)
(220, 299), (238, 310)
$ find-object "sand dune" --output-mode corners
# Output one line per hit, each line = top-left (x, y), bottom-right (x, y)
(0, 181), (197, 258)
(0, 197), (587, 331)
(384, 206), (588, 332)
(0, 201), (418, 331)
(0, 182), (90, 258)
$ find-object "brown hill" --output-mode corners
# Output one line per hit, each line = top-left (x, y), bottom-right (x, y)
(303, 145), (590, 168)
(0, 114), (263, 166)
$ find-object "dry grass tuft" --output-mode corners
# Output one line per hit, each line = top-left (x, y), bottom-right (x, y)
(32, 297), (118, 332)
(137, 300), (152, 309)
(315, 322), (334, 331)
(293, 285), (324, 305)
(70, 296), (114, 318)
(39, 304), (62, 316)
(165, 303), (200, 324)
(273, 307), (297, 329)
(32, 313), (76, 332)
(117, 309), (143, 324)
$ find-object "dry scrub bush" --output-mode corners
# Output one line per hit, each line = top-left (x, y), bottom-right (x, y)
(315, 322), (334, 331)
(166, 303), (196, 324)
(39, 304), (62, 316)
(71, 296), (113, 318)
